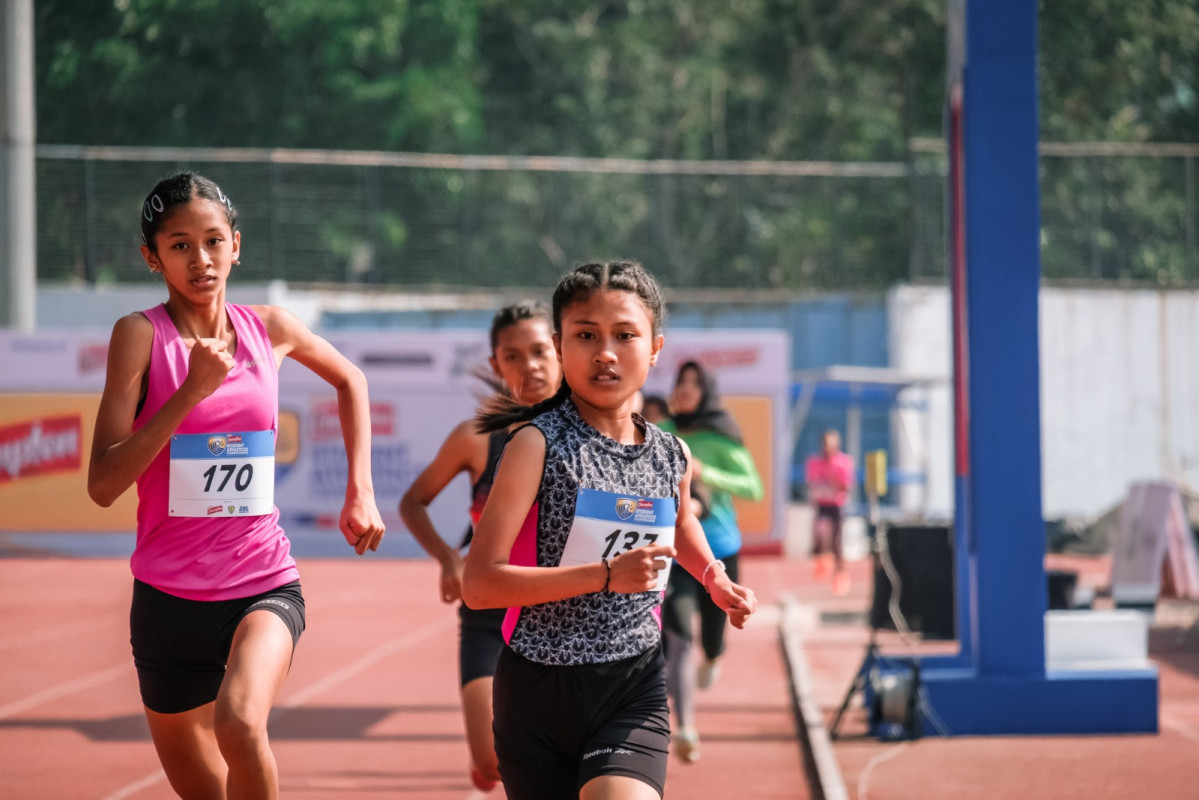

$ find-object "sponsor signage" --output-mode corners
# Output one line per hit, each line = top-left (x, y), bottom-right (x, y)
(0, 329), (788, 548)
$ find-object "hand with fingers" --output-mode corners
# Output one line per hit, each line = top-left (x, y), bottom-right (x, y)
(183, 338), (235, 400)
(438, 551), (466, 604)
(606, 544), (676, 593)
(340, 492), (386, 555)
(705, 569), (758, 630)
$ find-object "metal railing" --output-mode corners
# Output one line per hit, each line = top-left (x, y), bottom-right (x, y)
(34, 141), (1199, 290)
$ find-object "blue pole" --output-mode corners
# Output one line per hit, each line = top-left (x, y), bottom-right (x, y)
(913, 0), (1156, 736)
(961, 0), (1047, 675)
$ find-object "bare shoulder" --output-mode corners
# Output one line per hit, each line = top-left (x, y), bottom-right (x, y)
(247, 304), (320, 363)
(97, 312), (155, 401)
(112, 309), (152, 336)
(504, 423), (546, 458)
(442, 418), (493, 461)
(108, 311), (154, 359)
(448, 417), (489, 446)
(248, 304), (306, 340)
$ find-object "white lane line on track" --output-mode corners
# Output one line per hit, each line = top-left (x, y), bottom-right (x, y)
(1162, 711), (1199, 743)
(779, 594), (850, 800)
(0, 662), (128, 720)
(100, 614), (456, 800)
(275, 614), (455, 712)
(98, 769), (167, 800)
(857, 741), (912, 800)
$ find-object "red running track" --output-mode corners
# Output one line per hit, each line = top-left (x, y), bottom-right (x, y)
(0, 554), (812, 799)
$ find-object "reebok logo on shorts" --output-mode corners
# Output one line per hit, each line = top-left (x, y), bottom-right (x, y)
(583, 747), (634, 760)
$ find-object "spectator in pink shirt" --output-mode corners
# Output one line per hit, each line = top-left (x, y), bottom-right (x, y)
(805, 429), (855, 595)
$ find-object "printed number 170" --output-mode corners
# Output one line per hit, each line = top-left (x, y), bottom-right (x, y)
(202, 463), (253, 493)
(601, 529), (658, 560)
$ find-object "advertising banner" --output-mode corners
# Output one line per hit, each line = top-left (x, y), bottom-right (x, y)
(0, 394), (139, 531)
(641, 329), (790, 552)
(0, 328), (788, 551)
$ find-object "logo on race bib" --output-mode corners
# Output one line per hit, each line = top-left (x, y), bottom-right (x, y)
(224, 434), (250, 456)
(615, 498), (637, 520)
(207, 504), (224, 515)
(227, 505), (235, 514)
(207, 436), (227, 456)
(634, 499), (658, 524)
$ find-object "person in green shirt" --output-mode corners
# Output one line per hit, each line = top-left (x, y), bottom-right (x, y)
(658, 360), (764, 764)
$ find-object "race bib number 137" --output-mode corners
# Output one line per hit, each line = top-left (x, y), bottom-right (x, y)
(168, 431), (275, 517)
(559, 488), (676, 592)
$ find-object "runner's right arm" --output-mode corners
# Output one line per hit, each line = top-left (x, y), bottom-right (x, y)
(88, 313), (232, 507)
(400, 419), (486, 603)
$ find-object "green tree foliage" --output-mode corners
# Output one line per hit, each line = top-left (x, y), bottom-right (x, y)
(1039, 0), (1199, 283)
(1040, 0), (1199, 142)
(36, 0), (483, 150)
(32, 1), (1199, 287)
(472, 0), (944, 161)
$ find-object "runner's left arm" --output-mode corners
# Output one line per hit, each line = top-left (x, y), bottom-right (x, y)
(256, 305), (384, 555)
(673, 439), (757, 628)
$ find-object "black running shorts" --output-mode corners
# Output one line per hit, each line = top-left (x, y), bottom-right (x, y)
(130, 579), (305, 714)
(459, 603), (506, 687)
(492, 644), (670, 798)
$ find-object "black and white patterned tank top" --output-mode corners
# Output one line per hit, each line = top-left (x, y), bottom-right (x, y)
(502, 398), (687, 666)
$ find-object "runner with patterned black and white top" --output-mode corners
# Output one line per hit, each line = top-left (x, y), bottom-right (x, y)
(464, 261), (757, 800)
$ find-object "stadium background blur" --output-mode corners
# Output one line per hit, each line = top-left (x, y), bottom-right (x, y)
(7, 0), (1199, 540)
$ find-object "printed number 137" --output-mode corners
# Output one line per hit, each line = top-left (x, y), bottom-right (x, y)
(602, 529), (658, 560)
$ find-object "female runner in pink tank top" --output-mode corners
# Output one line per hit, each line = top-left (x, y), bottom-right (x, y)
(88, 171), (385, 799)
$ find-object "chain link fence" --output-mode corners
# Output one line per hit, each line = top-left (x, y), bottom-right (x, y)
(34, 142), (1199, 291)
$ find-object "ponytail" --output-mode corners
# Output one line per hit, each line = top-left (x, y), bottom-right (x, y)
(476, 379), (571, 433)
(470, 363), (509, 399)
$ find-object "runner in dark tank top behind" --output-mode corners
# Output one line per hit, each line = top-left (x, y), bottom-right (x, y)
(399, 301), (560, 792)
(464, 261), (758, 800)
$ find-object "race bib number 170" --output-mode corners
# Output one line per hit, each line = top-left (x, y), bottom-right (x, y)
(559, 488), (676, 592)
(168, 431), (275, 517)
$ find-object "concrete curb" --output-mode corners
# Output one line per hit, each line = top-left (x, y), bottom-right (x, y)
(779, 595), (849, 800)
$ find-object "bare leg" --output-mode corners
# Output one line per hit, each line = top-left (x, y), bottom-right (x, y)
(831, 512), (850, 594)
(215, 610), (295, 800)
(580, 774), (662, 800)
(664, 628), (694, 730)
(461, 676), (500, 786)
(812, 516), (832, 578)
(145, 702), (227, 800)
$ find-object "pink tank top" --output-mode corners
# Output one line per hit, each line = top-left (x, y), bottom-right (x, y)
(805, 452), (855, 508)
(131, 303), (300, 600)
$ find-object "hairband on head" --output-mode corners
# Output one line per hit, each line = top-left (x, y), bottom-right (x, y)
(141, 182), (234, 233)
(143, 194), (165, 223)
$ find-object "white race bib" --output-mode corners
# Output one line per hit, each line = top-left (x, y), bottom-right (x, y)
(168, 431), (275, 517)
(559, 488), (676, 592)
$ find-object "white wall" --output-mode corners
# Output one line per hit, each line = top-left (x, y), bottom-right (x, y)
(889, 284), (1199, 520)
(887, 284), (955, 517)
